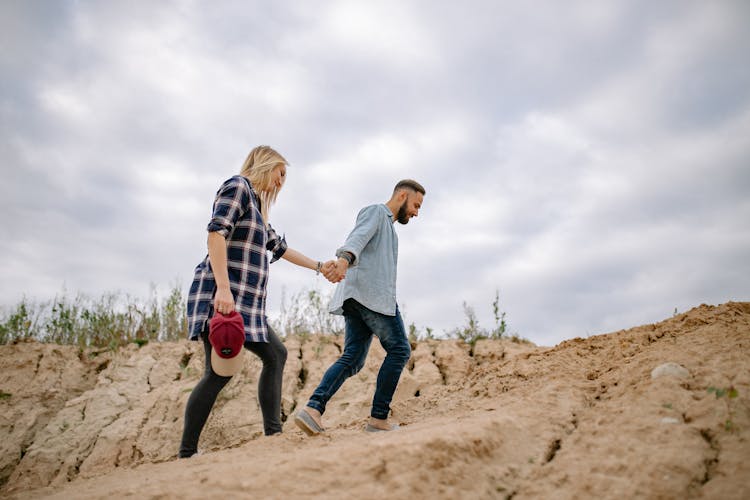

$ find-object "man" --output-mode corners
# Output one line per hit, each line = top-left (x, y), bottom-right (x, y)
(295, 179), (425, 434)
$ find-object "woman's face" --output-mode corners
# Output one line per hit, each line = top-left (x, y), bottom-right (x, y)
(267, 163), (287, 192)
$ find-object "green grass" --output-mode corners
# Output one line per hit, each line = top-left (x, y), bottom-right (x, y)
(707, 385), (740, 432)
(448, 289), (523, 345)
(272, 287), (344, 337)
(0, 283), (187, 348)
(1, 284), (524, 348)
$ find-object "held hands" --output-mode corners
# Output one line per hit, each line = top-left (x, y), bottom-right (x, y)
(321, 258), (347, 283)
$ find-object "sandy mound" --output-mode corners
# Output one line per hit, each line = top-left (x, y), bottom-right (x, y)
(1, 302), (748, 499)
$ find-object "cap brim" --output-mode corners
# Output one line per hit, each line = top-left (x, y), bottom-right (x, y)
(210, 348), (245, 377)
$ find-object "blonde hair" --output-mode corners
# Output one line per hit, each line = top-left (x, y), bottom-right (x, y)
(239, 145), (288, 223)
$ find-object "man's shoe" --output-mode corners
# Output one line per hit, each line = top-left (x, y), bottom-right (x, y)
(295, 409), (324, 436)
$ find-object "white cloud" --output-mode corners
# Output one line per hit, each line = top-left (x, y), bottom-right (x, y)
(286, 0), (439, 70)
(2, 1), (748, 347)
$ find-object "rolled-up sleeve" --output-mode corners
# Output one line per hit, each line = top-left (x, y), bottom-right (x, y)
(207, 177), (249, 237)
(266, 224), (288, 263)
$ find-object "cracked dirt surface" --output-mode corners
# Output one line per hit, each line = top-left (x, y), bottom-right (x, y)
(1, 302), (748, 499)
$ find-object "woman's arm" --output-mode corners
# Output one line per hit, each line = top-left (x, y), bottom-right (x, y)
(280, 247), (343, 282)
(207, 231), (235, 313)
(281, 247), (322, 272)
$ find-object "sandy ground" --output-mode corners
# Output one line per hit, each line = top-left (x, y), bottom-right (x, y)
(1, 302), (748, 499)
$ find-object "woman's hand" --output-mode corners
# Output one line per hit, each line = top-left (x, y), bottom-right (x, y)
(214, 286), (235, 315)
(207, 232), (234, 315)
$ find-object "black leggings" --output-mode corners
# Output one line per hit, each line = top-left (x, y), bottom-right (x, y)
(179, 326), (287, 458)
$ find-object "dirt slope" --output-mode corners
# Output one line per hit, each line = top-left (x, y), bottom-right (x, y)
(1, 302), (748, 499)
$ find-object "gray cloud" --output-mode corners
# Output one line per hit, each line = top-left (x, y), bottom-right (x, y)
(1, 0), (748, 346)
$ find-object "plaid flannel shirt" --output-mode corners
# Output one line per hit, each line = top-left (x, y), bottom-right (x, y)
(187, 175), (287, 343)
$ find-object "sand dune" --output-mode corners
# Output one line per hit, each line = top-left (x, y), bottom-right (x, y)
(1, 302), (748, 499)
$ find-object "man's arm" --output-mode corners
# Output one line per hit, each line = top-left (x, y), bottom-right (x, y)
(329, 252), (352, 281)
(336, 205), (380, 265)
(325, 206), (380, 281)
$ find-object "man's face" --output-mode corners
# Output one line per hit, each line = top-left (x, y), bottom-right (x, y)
(396, 191), (423, 225)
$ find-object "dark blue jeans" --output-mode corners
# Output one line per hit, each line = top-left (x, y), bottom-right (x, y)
(307, 299), (411, 420)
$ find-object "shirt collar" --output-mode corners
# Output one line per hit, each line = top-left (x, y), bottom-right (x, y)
(382, 204), (395, 223)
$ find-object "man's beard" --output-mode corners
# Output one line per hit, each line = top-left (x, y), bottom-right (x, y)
(396, 201), (410, 224)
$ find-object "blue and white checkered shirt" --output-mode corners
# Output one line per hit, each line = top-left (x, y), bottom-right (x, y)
(187, 175), (287, 343)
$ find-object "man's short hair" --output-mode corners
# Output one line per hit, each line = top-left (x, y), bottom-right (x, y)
(393, 179), (425, 195)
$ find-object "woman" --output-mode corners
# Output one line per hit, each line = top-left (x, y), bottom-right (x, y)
(179, 145), (334, 458)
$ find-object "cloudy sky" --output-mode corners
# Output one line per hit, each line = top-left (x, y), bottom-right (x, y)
(2, 0), (749, 346)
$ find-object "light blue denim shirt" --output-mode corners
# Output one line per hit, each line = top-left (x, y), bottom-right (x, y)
(329, 204), (399, 316)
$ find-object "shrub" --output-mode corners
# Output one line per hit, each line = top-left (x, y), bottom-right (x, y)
(272, 287), (344, 338)
(449, 289), (509, 345)
(0, 299), (38, 344)
(1, 284), (525, 349)
(0, 283), (187, 348)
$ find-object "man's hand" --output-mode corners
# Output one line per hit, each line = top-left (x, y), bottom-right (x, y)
(322, 258), (347, 283)
(333, 257), (349, 281)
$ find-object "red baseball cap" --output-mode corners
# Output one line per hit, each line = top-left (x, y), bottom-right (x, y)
(208, 311), (245, 376)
